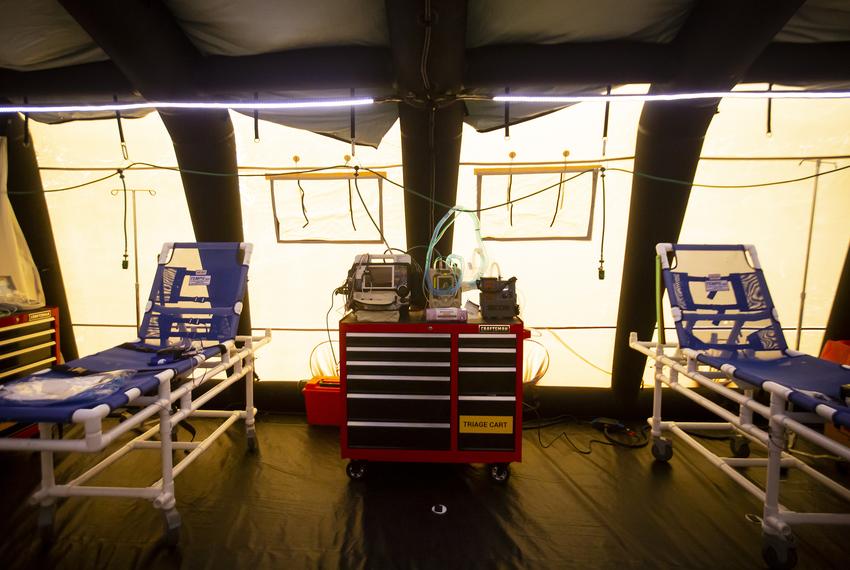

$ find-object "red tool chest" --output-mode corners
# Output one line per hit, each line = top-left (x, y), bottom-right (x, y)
(339, 313), (526, 482)
(0, 307), (61, 437)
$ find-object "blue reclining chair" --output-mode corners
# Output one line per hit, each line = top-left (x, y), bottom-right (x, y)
(0, 242), (270, 545)
(630, 243), (850, 570)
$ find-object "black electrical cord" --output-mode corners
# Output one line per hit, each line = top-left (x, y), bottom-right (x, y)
(325, 287), (344, 366)
(598, 167), (607, 279)
(296, 179), (310, 228)
(420, 0), (432, 93)
(549, 169), (565, 228)
(507, 171), (514, 225)
(352, 169), (393, 252)
(604, 163), (850, 189)
(119, 170), (129, 269)
(347, 179), (357, 231)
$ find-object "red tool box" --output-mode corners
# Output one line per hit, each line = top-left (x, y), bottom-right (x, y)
(302, 376), (343, 426)
(339, 312), (528, 482)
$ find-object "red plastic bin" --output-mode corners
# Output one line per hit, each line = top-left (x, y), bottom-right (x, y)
(302, 376), (342, 426)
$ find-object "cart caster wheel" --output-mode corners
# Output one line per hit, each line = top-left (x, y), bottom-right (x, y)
(730, 435), (751, 458)
(161, 508), (181, 547)
(651, 437), (673, 462)
(37, 504), (55, 543)
(488, 463), (510, 483)
(246, 431), (258, 453)
(762, 534), (797, 569)
(346, 461), (367, 481)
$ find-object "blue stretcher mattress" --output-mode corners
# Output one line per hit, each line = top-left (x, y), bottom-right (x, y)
(0, 344), (223, 424)
(662, 244), (850, 429)
(697, 353), (850, 428)
(0, 241), (249, 425)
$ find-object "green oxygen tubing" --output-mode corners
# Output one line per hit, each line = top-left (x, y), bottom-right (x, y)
(422, 207), (489, 298)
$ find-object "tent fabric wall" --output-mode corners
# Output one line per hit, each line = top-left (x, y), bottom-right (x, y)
(27, 88), (850, 386)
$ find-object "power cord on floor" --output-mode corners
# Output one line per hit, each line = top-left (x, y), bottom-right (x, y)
(522, 402), (649, 454)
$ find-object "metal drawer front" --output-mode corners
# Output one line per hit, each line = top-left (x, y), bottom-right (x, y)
(346, 345), (451, 362)
(347, 375), (450, 396)
(346, 361), (450, 377)
(457, 396), (516, 451)
(458, 367), (516, 396)
(457, 333), (517, 349)
(346, 332), (451, 349)
(347, 394), (451, 422)
(458, 348), (516, 367)
(347, 422), (450, 450)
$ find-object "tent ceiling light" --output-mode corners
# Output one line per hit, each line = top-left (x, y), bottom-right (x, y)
(0, 98), (375, 114)
(492, 90), (850, 104)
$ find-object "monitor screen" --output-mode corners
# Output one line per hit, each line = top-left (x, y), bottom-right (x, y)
(367, 266), (394, 289)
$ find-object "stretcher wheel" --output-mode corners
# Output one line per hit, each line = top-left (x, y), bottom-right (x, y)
(651, 437), (673, 462)
(37, 504), (55, 543)
(488, 463), (510, 483)
(761, 534), (797, 570)
(346, 460), (367, 480)
(730, 435), (751, 458)
(246, 430), (258, 453)
(161, 508), (182, 547)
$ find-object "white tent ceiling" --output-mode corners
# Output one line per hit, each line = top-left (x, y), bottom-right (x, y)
(2, 0), (850, 145)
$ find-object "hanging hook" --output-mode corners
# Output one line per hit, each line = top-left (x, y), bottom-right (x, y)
(22, 96), (30, 147)
(602, 85), (611, 156)
(254, 92), (260, 143)
(504, 86), (511, 140)
(507, 151), (516, 225)
(766, 83), (773, 138)
(350, 87), (357, 158)
(113, 95), (128, 159)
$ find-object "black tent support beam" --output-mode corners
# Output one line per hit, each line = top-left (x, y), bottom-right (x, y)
(4, 41), (850, 101)
(1, 115), (78, 360)
(611, 0), (807, 411)
(197, 48), (393, 94)
(57, 0), (251, 335)
(465, 42), (673, 88)
(385, 0), (467, 307)
(823, 243), (850, 349)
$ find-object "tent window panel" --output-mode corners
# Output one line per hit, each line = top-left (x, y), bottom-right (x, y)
(268, 173), (385, 244)
(476, 166), (598, 241)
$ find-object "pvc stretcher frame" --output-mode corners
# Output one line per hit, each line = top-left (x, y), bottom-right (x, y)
(629, 243), (850, 568)
(0, 330), (271, 544)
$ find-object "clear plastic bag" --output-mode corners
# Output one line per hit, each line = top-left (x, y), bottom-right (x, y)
(0, 369), (137, 406)
(0, 137), (46, 315)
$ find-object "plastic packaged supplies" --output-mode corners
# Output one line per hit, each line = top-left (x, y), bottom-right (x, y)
(0, 369), (137, 405)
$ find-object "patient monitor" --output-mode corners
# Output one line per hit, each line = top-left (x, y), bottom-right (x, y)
(345, 254), (412, 320)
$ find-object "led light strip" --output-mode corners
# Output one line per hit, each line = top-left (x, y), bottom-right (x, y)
(3, 90), (848, 115)
(493, 90), (850, 104)
(0, 97), (376, 114)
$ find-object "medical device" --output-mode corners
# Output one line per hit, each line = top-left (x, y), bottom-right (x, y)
(345, 254), (411, 320)
(426, 259), (463, 309)
(478, 276), (519, 320)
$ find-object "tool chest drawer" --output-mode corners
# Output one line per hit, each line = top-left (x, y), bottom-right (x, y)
(347, 394), (451, 422)
(458, 368), (517, 396)
(457, 396), (516, 451)
(346, 375), (451, 395)
(347, 422), (451, 450)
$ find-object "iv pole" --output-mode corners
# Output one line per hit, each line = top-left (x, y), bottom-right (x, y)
(111, 187), (156, 329)
(795, 159), (836, 350)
